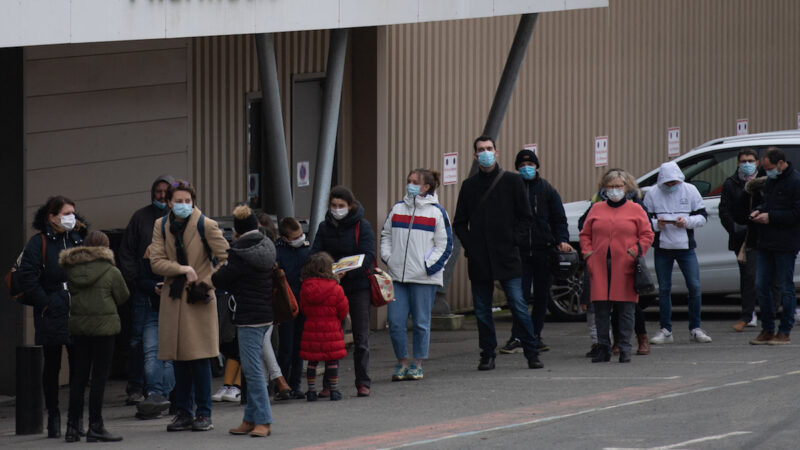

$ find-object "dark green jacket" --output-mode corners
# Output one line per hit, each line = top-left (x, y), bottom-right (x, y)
(59, 246), (130, 336)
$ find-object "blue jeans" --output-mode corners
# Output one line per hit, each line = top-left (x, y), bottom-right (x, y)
(387, 282), (438, 360)
(238, 326), (273, 425)
(127, 292), (148, 394)
(142, 299), (174, 397)
(512, 251), (552, 338)
(471, 278), (539, 360)
(173, 359), (212, 418)
(654, 248), (702, 331)
(755, 250), (798, 335)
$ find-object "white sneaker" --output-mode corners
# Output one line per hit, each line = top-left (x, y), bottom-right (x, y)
(650, 328), (673, 344)
(747, 312), (758, 327)
(212, 385), (230, 402)
(222, 385), (241, 402)
(690, 328), (712, 343)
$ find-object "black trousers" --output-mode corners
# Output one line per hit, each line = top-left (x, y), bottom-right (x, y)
(612, 303), (647, 338)
(346, 288), (371, 388)
(43, 344), (72, 413)
(68, 336), (115, 424)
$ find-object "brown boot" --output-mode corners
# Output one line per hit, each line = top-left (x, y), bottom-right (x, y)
(636, 334), (650, 355)
(273, 376), (291, 400)
(611, 341), (620, 355)
(229, 421), (255, 435)
(732, 321), (747, 332)
(250, 424), (271, 437)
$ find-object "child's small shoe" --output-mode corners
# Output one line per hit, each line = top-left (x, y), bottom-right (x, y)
(392, 364), (409, 381)
(329, 390), (342, 401)
(306, 390), (317, 402)
(318, 388), (330, 398)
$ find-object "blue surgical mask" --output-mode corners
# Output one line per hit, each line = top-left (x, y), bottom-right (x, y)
(739, 162), (756, 176)
(661, 183), (679, 193)
(173, 203), (193, 219)
(519, 166), (536, 180)
(153, 200), (167, 210)
(406, 183), (421, 197)
(766, 168), (780, 179)
(477, 151), (496, 168)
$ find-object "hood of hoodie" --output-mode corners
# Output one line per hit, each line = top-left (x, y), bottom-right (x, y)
(151, 174), (177, 201)
(229, 230), (275, 272)
(403, 192), (440, 208)
(325, 201), (365, 227)
(656, 161), (685, 188)
(59, 246), (115, 287)
(300, 277), (339, 305)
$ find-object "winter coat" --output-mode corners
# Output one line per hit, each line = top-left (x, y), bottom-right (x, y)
(311, 202), (375, 294)
(118, 175), (176, 286)
(276, 238), (311, 299)
(642, 161), (707, 250)
(59, 246), (129, 336)
(212, 230), (276, 326)
(299, 277), (349, 361)
(17, 210), (87, 346)
(579, 199), (654, 302)
(719, 170), (757, 252)
(518, 174), (569, 257)
(380, 192), (453, 286)
(149, 207), (229, 361)
(453, 164), (533, 282)
(751, 162), (800, 253)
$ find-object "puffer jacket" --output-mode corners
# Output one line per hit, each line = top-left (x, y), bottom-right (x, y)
(299, 278), (349, 361)
(751, 162), (800, 253)
(380, 192), (453, 286)
(212, 230), (276, 325)
(59, 246), (129, 336)
(642, 161), (707, 250)
(311, 202), (375, 294)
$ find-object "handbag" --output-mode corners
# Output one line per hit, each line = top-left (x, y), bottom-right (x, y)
(355, 221), (395, 307)
(633, 242), (655, 295)
(272, 264), (299, 323)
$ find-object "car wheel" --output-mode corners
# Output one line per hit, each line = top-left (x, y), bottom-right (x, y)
(548, 266), (587, 321)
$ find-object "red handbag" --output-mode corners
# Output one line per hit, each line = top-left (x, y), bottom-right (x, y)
(355, 222), (394, 307)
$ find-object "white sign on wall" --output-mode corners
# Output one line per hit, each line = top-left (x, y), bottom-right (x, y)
(443, 152), (458, 185)
(523, 143), (538, 155)
(667, 127), (680, 157)
(736, 119), (749, 136)
(796, 113), (800, 130)
(594, 136), (608, 167)
(297, 161), (310, 187)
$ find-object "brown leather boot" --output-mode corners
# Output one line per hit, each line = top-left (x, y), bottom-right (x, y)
(250, 424), (271, 437)
(229, 421), (255, 435)
(636, 334), (650, 355)
(273, 376), (291, 400)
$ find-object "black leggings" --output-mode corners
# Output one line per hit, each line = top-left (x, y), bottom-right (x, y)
(68, 336), (115, 424)
(43, 344), (71, 413)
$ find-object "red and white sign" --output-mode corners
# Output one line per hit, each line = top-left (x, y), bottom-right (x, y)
(667, 127), (680, 157)
(523, 143), (538, 155)
(736, 119), (749, 136)
(594, 136), (608, 167)
(442, 152), (458, 185)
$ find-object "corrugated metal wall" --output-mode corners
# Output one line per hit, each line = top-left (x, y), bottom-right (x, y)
(384, 0), (800, 311)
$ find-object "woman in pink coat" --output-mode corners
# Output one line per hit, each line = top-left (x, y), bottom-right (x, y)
(579, 169), (654, 363)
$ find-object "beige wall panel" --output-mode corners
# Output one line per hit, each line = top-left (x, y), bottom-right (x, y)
(26, 118), (187, 170)
(26, 83), (187, 133)
(25, 38), (188, 60)
(26, 48), (187, 97)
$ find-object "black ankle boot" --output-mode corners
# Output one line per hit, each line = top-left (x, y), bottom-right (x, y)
(619, 351), (631, 363)
(47, 410), (61, 438)
(77, 418), (86, 437)
(64, 421), (81, 443)
(591, 345), (611, 363)
(86, 422), (123, 442)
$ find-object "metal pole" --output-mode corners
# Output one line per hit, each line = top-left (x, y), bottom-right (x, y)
(308, 29), (348, 243)
(255, 33), (294, 220)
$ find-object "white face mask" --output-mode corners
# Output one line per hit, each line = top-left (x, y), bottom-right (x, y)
(287, 234), (306, 248)
(330, 207), (349, 220)
(606, 188), (625, 202)
(60, 214), (76, 231)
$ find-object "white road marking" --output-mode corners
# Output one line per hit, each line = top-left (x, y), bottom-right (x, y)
(603, 430), (752, 450)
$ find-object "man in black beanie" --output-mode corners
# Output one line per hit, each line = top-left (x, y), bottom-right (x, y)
(500, 149), (572, 355)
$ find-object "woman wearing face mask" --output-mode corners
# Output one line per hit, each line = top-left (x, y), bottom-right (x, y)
(311, 186), (375, 397)
(17, 195), (87, 438)
(579, 170), (654, 363)
(148, 181), (229, 432)
(380, 169), (453, 381)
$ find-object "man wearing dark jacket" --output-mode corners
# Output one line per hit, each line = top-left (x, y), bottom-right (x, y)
(453, 136), (543, 371)
(118, 174), (176, 415)
(748, 147), (800, 345)
(719, 148), (759, 332)
(500, 149), (572, 354)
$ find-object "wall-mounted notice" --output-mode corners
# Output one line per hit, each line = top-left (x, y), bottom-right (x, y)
(297, 161), (310, 187)
(736, 119), (749, 136)
(523, 143), (538, 155)
(796, 113), (800, 130)
(443, 152), (458, 185)
(594, 136), (608, 167)
(667, 127), (680, 157)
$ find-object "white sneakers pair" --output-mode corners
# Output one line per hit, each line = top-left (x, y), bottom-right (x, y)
(649, 327), (712, 344)
(211, 385), (241, 402)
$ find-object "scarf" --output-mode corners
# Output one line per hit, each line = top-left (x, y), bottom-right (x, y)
(168, 216), (189, 300)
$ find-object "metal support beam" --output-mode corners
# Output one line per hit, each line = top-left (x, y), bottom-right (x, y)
(255, 33), (294, 220)
(308, 29), (348, 243)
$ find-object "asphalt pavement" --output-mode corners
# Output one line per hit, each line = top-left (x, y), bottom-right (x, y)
(1, 308), (799, 449)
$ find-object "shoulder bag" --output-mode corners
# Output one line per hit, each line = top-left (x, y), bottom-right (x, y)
(633, 242), (655, 295)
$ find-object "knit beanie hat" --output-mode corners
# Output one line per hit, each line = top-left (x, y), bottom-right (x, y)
(515, 149), (539, 169)
(233, 205), (259, 235)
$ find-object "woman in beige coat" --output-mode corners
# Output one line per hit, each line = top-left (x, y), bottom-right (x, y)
(148, 181), (228, 432)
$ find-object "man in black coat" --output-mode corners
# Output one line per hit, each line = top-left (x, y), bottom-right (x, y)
(719, 148), (759, 332)
(748, 147), (800, 345)
(453, 136), (543, 371)
(118, 174), (176, 414)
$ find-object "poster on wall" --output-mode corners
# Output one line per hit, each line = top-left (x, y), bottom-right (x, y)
(736, 119), (749, 136)
(443, 152), (458, 185)
(523, 143), (538, 155)
(796, 113), (800, 130)
(594, 136), (608, 167)
(297, 161), (310, 187)
(667, 127), (680, 157)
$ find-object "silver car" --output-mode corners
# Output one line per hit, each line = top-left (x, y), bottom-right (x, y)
(548, 130), (800, 320)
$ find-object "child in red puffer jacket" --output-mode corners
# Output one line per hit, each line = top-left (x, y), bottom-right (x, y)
(299, 252), (349, 402)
